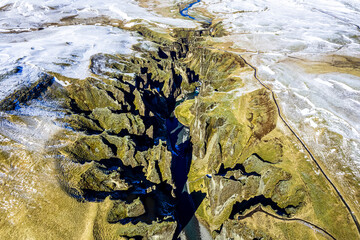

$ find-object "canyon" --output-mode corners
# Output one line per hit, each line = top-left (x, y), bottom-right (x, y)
(0, 0), (359, 239)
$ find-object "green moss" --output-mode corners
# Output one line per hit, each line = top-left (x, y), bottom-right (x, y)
(103, 134), (137, 167)
(107, 198), (145, 223)
(131, 24), (174, 45)
(175, 99), (195, 127)
(65, 114), (103, 132)
(116, 221), (177, 238)
(63, 134), (114, 161)
(91, 108), (145, 135)
(65, 78), (123, 111)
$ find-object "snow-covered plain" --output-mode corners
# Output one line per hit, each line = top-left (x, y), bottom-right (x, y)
(0, 0), (198, 100)
(0, 0), (197, 31)
(0, 25), (138, 97)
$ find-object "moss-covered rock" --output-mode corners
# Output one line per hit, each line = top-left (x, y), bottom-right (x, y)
(91, 107), (145, 135)
(107, 198), (146, 223)
(65, 77), (124, 112)
(63, 134), (114, 162)
(116, 220), (177, 240)
(4, 18), (356, 240)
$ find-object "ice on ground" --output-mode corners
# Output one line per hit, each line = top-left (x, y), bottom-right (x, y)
(204, 0), (359, 56)
(0, 0), (198, 102)
(0, 25), (140, 103)
(0, 0), (197, 31)
(0, 98), (65, 150)
(0, 25), (138, 80)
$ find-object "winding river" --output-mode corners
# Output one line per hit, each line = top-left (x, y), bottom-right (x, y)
(180, 0), (211, 24)
(175, 3), (212, 239)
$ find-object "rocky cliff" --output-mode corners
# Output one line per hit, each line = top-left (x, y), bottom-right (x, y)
(0, 18), (358, 240)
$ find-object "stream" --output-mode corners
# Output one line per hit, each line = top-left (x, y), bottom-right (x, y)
(180, 0), (212, 24)
(174, 1), (214, 239)
(168, 92), (212, 239)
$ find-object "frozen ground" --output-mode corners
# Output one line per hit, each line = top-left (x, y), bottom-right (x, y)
(0, 0), (197, 31)
(0, 25), (139, 96)
(0, 0), (198, 101)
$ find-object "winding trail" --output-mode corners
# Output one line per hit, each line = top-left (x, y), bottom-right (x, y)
(200, 44), (360, 238)
(203, 44), (360, 238)
(235, 51), (360, 236)
(238, 206), (336, 240)
(179, 0), (360, 238)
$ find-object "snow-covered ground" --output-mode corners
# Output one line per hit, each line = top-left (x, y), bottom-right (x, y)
(0, 0), (198, 101)
(0, 25), (138, 79)
(0, 0), (197, 31)
(0, 25), (139, 101)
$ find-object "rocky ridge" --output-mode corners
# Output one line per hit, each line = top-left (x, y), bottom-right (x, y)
(0, 17), (358, 240)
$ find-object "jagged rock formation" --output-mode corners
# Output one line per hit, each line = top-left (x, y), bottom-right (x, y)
(39, 25), (217, 239)
(173, 27), (359, 239)
(0, 19), (359, 240)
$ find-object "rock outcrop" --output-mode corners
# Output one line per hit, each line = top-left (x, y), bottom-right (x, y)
(0, 19), (358, 240)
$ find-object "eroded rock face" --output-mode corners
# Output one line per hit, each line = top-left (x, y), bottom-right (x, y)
(0, 73), (55, 111)
(47, 25), (206, 239)
(173, 50), (305, 233)
(1, 20), (358, 240)
(174, 30), (358, 239)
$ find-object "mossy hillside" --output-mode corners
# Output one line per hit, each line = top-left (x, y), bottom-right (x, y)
(115, 221), (177, 239)
(66, 113), (103, 132)
(186, 157), (304, 233)
(216, 212), (330, 240)
(47, 25), (218, 239)
(65, 78), (125, 112)
(173, 33), (359, 238)
(246, 137), (284, 164)
(173, 53), (310, 233)
(90, 51), (182, 99)
(91, 108), (146, 135)
(196, 175), (261, 230)
(174, 98), (195, 127)
(135, 140), (174, 187)
(176, 88), (276, 179)
(0, 131), (96, 240)
(255, 126), (358, 239)
(131, 24), (175, 46)
(184, 47), (247, 92)
(61, 130), (174, 182)
(107, 198), (146, 223)
(177, 83), (358, 239)
(87, 197), (177, 240)
(199, 21), (360, 237)
(1, 18), (358, 239)
(59, 160), (130, 194)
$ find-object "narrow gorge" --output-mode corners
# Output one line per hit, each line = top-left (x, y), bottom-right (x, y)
(0, 1), (359, 240)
